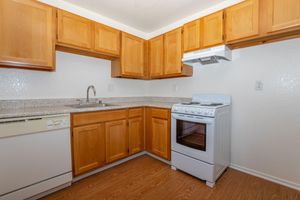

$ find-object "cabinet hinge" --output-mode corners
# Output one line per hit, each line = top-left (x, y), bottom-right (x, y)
(127, 121), (129, 126)
(55, 11), (59, 40)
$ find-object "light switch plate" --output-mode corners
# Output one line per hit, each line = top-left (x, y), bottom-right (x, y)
(255, 81), (264, 91)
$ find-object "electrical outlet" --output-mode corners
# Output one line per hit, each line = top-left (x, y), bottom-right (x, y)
(172, 84), (179, 92)
(107, 84), (115, 92)
(255, 81), (264, 91)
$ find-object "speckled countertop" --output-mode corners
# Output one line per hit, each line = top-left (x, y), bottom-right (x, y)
(0, 97), (190, 119)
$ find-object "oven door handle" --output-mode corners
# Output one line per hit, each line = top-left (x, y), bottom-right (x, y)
(172, 113), (214, 124)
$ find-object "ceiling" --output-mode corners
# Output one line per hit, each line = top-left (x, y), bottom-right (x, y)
(62, 0), (228, 33)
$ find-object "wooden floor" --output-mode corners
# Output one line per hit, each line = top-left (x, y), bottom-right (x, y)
(43, 156), (299, 200)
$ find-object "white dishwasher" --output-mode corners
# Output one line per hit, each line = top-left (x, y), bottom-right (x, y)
(0, 114), (72, 200)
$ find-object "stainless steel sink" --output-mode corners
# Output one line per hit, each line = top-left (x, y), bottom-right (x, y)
(67, 103), (117, 109)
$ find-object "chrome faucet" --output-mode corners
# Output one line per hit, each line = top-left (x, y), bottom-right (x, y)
(86, 85), (96, 103)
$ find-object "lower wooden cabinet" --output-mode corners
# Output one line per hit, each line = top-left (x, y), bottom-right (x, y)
(105, 119), (128, 163)
(71, 107), (169, 176)
(128, 108), (145, 154)
(72, 123), (105, 176)
(128, 117), (144, 154)
(146, 108), (171, 160)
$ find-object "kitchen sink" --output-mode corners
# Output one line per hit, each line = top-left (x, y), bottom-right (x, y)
(67, 103), (117, 109)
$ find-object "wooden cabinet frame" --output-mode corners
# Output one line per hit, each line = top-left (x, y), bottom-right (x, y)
(0, 0), (56, 70)
(71, 107), (171, 176)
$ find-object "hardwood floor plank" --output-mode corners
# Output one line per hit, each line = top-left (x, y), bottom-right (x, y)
(42, 156), (299, 200)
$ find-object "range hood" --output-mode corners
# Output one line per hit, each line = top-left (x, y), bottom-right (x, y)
(182, 45), (232, 65)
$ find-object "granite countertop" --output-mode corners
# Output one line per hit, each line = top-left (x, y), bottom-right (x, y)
(0, 97), (189, 119)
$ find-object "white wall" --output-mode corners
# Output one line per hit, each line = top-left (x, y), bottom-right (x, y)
(146, 38), (300, 189)
(0, 51), (147, 99)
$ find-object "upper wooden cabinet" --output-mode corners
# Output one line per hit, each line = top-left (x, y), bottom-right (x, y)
(183, 19), (201, 52)
(225, 0), (259, 42)
(112, 32), (145, 78)
(105, 119), (129, 163)
(57, 10), (93, 50)
(164, 28), (183, 75)
(148, 35), (164, 78)
(94, 23), (120, 56)
(201, 11), (224, 48)
(121, 33), (145, 77)
(265, 0), (300, 33)
(72, 123), (106, 176)
(0, 0), (55, 70)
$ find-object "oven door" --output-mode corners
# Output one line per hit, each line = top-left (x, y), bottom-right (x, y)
(171, 113), (215, 164)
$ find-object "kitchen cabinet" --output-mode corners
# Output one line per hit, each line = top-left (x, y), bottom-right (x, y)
(146, 108), (171, 160)
(57, 10), (120, 60)
(225, 0), (259, 42)
(71, 109), (127, 176)
(164, 28), (183, 75)
(201, 10), (224, 48)
(0, 0), (55, 70)
(148, 35), (164, 78)
(112, 32), (145, 78)
(72, 124), (106, 176)
(183, 19), (201, 52)
(70, 106), (169, 176)
(105, 119), (128, 163)
(94, 23), (120, 56)
(265, 0), (300, 33)
(57, 10), (93, 50)
(128, 108), (145, 155)
(148, 31), (192, 79)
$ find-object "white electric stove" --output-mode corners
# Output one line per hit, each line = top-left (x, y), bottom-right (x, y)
(171, 94), (231, 187)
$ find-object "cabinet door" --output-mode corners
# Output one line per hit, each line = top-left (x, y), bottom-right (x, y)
(73, 124), (105, 176)
(94, 23), (120, 56)
(149, 35), (164, 77)
(201, 11), (224, 48)
(105, 119), (128, 163)
(0, 0), (55, 69)
(128, 117), (144, 155)
(57, 10), (92, 49)
(164, 28), (182, 75)
(151, 118), (170, 160)
(225, 0), (259, 42)
(266, 0), (300, 33)
(121, 32), (145, 77)
(183, 19), (201, 52)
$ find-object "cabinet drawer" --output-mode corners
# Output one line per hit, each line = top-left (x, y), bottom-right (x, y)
(150, 108), (170, 119)
(128, 108), (143, 118)
(72, 109), (127, 127)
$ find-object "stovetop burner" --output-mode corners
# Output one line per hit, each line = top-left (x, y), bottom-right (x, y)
(201, 103), (223, 106)
(181, 102), (201, 105)
(181, 102), (223, 107)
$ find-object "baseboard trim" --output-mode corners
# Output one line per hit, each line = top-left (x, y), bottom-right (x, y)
(230, 163), (300, 191)
(73, 151), (146, 182)
(146, 152), (171, 165)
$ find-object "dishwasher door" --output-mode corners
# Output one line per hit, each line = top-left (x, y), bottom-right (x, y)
(0, 115), (72, 200)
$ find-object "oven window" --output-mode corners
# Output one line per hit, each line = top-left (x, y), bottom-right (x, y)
(176, 119), (206, 151)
